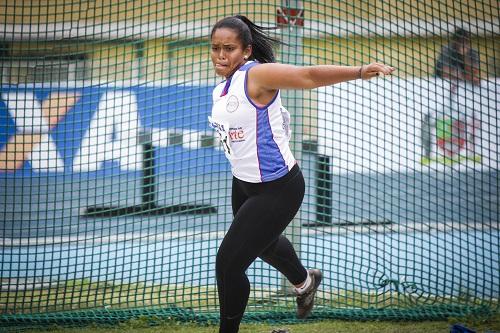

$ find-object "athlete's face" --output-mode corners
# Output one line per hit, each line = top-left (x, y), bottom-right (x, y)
(211, 28), (251, 78)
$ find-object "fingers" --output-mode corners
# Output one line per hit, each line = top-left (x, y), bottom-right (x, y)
(363, 63), (395, 79)
(378, 64), (395, 76)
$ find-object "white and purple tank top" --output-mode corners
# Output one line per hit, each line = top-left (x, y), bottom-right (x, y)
(209, 61), (296, 183)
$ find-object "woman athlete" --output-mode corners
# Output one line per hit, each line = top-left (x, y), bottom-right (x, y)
(209, 15), (395, 333)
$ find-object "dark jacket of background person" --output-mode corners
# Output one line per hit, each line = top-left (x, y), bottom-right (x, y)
(435, 28), (481, 85)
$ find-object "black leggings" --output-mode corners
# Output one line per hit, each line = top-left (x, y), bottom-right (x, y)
(216, 164), (308, 333)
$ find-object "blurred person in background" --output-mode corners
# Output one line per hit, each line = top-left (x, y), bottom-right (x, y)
(435, 28), (481, 86)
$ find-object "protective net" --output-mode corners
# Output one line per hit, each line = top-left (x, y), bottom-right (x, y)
(1, 0), (499, 329)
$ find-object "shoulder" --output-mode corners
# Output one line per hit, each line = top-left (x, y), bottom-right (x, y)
(238, 61), (261, 72)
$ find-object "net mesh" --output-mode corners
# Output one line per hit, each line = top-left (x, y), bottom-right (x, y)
(1, 0), (499, 329)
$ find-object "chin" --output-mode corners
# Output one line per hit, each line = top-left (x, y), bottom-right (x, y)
(214, 69), (227, 77)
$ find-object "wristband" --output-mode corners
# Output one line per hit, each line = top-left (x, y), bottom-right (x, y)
(358, 66), (363, 79)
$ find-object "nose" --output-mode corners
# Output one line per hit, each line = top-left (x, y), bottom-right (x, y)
(217, 48), (226, 60)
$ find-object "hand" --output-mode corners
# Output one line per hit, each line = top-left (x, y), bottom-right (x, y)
(361, 63), (395, 80)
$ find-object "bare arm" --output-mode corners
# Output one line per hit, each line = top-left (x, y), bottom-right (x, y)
(248, 62), (395, 91)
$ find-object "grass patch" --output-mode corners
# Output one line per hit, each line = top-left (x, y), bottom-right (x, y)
(12, 313), (500, 333)
(2, 279), (497, 314)
(2, 279), (498, 332)
(0, 279), (220, 314)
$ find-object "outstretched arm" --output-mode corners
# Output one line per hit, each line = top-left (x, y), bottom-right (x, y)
(248, 62), (395, 91)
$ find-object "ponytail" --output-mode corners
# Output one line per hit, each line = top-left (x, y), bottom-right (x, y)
(211, 15), (280, 63)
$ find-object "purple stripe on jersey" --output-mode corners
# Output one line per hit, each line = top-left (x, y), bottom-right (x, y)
(239, 61), (259, 72)
(240, 61), (287, 182)
(220, 61), (255, 97)
(255, 107), (288, 182)
(220, 75), (233, 97)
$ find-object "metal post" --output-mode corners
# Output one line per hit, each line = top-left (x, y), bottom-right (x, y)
(82, 128), (217, 217)
(278, 0), (304, 295)
(139, 129), (156, 210)
(316, 155), (332, 224)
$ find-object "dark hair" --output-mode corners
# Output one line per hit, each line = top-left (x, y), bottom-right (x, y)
(452, 28), (471, 43)
(211, 15), (279, 63)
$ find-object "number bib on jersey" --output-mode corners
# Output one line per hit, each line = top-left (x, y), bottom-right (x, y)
(208, 116), (232, 158)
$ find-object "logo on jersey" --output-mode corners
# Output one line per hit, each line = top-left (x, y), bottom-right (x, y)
(226, 95), (239, 113)
(281, 108), (291, 139)
(229, 127), (245, 143)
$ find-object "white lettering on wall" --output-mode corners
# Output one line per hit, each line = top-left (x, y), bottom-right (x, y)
(73, 90), (142, 172)
(2, 92), (65, 172)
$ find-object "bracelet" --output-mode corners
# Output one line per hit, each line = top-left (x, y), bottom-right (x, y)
(358, 65), (363, 79)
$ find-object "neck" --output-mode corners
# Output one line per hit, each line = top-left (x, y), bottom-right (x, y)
(225, 61), (248, 79)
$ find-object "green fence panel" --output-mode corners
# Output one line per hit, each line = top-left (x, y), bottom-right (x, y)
(0, 0), (498, 329)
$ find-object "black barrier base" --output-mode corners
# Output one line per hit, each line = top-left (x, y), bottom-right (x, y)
(303, 218), (394, 227)
(81, 204), (217, 217)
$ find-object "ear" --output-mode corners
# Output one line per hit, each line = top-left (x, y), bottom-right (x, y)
(243, 45), (252, 59)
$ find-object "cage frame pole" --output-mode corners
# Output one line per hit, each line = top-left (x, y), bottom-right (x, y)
(278, 0), (305, 295)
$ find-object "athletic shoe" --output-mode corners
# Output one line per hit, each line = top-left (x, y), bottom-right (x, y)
(271, 329), (290, 333)
(296, 269), (322, 319)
